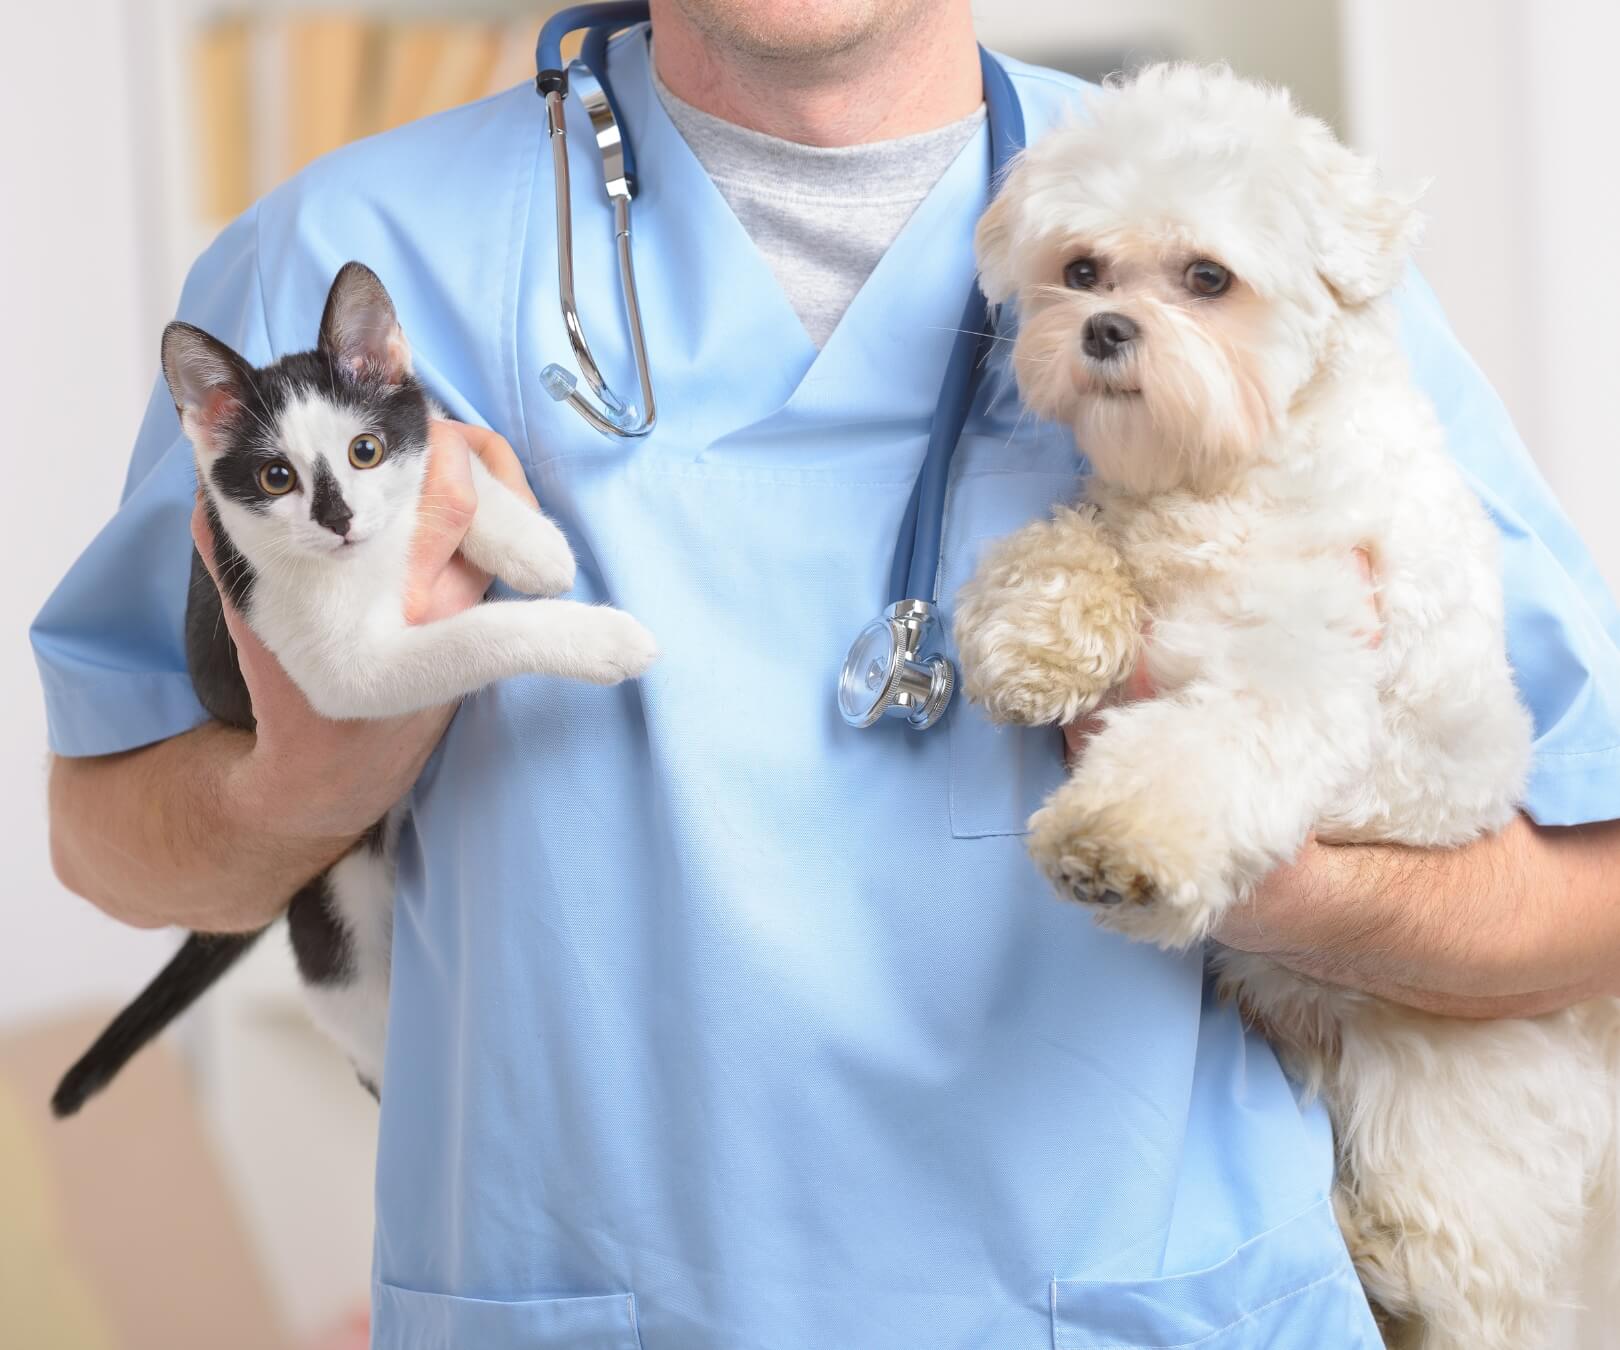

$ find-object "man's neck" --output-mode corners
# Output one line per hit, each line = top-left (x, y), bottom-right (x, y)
(646, 0), (982, 147)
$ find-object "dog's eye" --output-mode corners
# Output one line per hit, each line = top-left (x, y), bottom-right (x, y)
(348, 433), (385, 469)
(1185, 260), (1232, 297)
(1063, 257), (1100, 290)
(258, 461), (297, 496)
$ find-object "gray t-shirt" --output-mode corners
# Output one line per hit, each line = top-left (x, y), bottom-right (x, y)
(653, 65), (984, 348)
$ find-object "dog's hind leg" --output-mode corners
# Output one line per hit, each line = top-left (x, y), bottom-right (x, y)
(1323, 1006), (1602, 1350)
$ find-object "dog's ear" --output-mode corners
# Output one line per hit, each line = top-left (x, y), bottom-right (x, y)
(1309, 136), (1423, 306)
(975, 172), (1024, 305)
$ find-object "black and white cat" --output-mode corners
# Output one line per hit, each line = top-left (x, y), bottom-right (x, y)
(52, 262), (657, 1114)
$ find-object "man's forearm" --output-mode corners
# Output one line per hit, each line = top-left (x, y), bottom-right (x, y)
(49, 724), (359, 933)
(1221, 815), (1620, 1017)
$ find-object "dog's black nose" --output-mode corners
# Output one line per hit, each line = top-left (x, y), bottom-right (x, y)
(1082, 312), (1139, 361)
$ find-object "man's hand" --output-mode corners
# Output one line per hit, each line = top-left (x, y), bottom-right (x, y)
(1216, 820), (1620, 1017)
(49, 421), (537, 932)
(200, 421), (537, 841)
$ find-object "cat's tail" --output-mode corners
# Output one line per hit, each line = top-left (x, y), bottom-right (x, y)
(51, 931), (263, 1117)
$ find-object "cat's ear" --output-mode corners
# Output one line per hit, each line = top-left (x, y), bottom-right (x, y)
(161, 322), (256, 454)
(318, 262), (412, 384)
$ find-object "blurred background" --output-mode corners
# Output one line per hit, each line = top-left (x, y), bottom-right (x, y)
(1, 1), (1615, 1346)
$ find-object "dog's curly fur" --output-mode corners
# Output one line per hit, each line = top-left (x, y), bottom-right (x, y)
(954, 505), (1142, 727)
(957, 63), (1620, 1348)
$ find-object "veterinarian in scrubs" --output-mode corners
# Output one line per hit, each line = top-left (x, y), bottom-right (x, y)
(34, 3), (1620, 1346)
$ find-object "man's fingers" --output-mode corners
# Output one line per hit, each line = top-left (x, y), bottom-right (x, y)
(191, 496), (219, 581)
(423, 420), (478, 504)
(1061, 720), (1092, 766)
(414, 423), (480, 568)
(452, 421), (538, 508)
(416, 422), (537, 553)
(403, 422), (502, 625)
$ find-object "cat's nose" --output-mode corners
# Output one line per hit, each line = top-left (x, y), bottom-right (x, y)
(314, 503), (353, 537)
(310, 467), (353, 538)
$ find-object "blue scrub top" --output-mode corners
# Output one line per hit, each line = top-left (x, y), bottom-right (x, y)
(33, 30), (1620, 1350)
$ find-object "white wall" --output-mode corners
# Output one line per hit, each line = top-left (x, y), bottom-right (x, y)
(1342, 0), (1619, 590)
(976, 0), (1345, 124)
(0, 0), (179, 1027)
(1339, 0), (1536, 441)
(1520, 5), (1620, 587)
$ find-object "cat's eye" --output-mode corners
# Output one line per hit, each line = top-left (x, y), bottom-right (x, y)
(1063, 257), (1100, 290)
(258, 461), (297, 496)
(348, 433), (385, 469)
(1185, 259), (1232, 297)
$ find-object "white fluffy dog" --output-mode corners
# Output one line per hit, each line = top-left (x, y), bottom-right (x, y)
(955, 64), (1620, 1349)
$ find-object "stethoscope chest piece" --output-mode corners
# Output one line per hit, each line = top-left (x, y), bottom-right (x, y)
(838, 600), (955, 730)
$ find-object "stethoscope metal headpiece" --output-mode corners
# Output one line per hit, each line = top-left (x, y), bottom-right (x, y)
(536, 3), (657, 437)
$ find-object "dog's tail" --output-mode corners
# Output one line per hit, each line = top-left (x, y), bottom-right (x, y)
(51, 931), (262, 1117)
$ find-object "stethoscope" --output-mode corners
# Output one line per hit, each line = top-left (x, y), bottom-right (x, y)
(535, 3), (1026, 731)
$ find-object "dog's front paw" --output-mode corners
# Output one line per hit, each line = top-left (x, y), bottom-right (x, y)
(953, 509), (1142, 726)
(961, 630), (1118, 727)
(1026, 779), (1227, 950)
(499, 519), (577, 597)
(571, 608), (660, 685)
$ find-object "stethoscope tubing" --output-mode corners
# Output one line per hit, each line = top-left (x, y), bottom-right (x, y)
(885, 48), (1025, 608)
(537, 2), (649, 89)
(536, 5), (1028, 729)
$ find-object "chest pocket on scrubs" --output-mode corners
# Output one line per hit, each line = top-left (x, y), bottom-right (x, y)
(372, 1284), (642, 1350)
(944, 468), (1077, 839)
(1051, 1200), (1381, 1349)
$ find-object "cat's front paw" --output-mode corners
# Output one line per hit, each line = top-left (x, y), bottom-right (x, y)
(570, 607), (660, 685)
(498, 519), (577, 597)
(1026, 778), (1228, 950)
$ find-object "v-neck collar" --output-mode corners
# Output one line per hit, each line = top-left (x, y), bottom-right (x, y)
(606, 28), (994, 458)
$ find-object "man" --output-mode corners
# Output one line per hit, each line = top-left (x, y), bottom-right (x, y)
(35, 1), (1620, 1345)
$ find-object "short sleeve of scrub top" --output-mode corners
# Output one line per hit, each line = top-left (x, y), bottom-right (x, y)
(1396, 270), (1620, 825)
(32, 207), (271, 758)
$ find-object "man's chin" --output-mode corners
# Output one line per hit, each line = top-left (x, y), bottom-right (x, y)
(676, 0), (916, 62)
